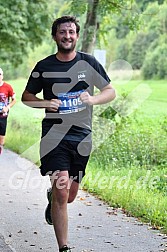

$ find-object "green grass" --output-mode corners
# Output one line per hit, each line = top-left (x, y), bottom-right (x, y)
(82, 164), (167, 231)
(5, 78), (43, 159)
(115, 80), (167, 117)
(5, 78), (167, 233)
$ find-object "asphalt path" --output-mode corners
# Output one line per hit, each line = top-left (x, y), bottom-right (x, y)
(0, 149), (167, 252)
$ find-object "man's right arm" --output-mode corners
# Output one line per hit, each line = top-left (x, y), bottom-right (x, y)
(21, 90), (62, 112)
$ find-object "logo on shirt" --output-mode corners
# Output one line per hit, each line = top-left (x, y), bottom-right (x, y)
(78, 71), (86, 81)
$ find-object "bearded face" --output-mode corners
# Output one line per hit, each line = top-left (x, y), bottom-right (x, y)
(54, 22), (79, 53)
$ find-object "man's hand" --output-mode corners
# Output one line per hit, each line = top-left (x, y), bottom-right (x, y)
(2, 106), (10, 113)
(46, 99), (62, 112)
(80, 91), (94, 105)
(80, 84), (116, 106)
(22, 91), (62, 111)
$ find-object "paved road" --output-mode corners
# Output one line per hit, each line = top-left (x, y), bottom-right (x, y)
(0, 149), (167, 252)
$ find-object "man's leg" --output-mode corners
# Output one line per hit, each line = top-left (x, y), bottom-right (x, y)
(68, 179), (79, 203)
(51, 170), (79, 250)
(0, 135), (5, 144)
(0, 118), (7, 154)
(0, 135), (5, 154)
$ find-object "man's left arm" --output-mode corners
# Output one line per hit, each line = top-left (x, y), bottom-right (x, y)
(8, 95), (16, 108)
(80, 84), (116, 105)
(2, 95), (16, 113)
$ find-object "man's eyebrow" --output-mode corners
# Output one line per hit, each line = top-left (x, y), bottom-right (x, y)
(58, 28), (75, 31)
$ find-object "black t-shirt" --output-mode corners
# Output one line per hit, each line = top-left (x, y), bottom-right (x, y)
(26, 51), (110, 141)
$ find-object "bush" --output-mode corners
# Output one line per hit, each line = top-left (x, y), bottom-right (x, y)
(128, 32), (158, 70)
(91, 114), (167, 169)
(116, 41), (129, 61)
(142, 42), (167, 79)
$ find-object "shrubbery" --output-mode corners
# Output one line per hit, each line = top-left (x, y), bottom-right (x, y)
(142, 43), (167, 79)
(113, 2), (167, 79)
(91, 114), (167, 169)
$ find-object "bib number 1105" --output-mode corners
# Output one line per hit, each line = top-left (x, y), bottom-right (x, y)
(58, 90), (86, 114)
(62, 96), (82, 107)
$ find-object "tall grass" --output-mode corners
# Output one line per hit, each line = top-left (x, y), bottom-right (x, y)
(82, 164), (167, 231)
(82, 114), (167, 232)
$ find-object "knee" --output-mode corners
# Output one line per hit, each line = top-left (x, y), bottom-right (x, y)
(68, 189), (78, 203)
(68, 181), (79, 203)
(52, 186), (69, 205)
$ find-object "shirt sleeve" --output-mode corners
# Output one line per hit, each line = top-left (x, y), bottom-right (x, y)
(25, 63), (43, 94)
(8, 85), (15, 98)
(92, 57), (111, 90)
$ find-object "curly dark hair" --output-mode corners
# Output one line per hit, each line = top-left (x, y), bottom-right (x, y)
(51, 16), (80, 37)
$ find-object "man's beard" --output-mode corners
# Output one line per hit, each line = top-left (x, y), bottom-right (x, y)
(57, 46), (75, 53)
(57, 40), (76, 53)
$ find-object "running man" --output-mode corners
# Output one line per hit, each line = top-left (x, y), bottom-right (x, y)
(22, 16), (116, 252)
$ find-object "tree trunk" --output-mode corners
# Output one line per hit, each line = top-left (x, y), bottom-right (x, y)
(81, 0), (99, 54)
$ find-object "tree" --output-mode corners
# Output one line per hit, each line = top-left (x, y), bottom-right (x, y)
(116, 41), (129, 62)
(140, 1), (167, 77)
(113, 1), (167, 73)
(135, 0), (165, 11)
(81, 0), (99, 53)
(128, 31), (158, 69)
(142, 38), (167, 79)
(70, 0), (142, 54)
(0, 0), (51, 65)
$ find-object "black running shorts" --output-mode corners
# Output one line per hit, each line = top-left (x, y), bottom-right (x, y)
(0, 117), (7, 136)
(40, 140), (91, 183)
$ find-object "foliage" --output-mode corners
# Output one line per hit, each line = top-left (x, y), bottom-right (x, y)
(1, 0), (167, 80)
(128, 32), (158, 69)
(135, 0), (165, 11)
(115, 41), (129, 62)
(112, 1), (167, 78)
(142, 38), (167, 79)
(0, 0), (73, 78)
(69, 0), (142, 53)
(0, 0), (51, 66)
(143, 1), (167, 35)
(92, 115), (167, 168)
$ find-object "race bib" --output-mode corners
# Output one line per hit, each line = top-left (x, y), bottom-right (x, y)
(0, 93), (7, 113)
(58, 90), (86, 114)
(0, 102), (5, 113)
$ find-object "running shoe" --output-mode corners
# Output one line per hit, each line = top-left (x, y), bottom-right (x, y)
(45, 187), (53, 225)
(59, 245), (71, 252)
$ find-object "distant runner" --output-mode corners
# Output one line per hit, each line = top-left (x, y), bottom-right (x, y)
(0, 68), (16, 155)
